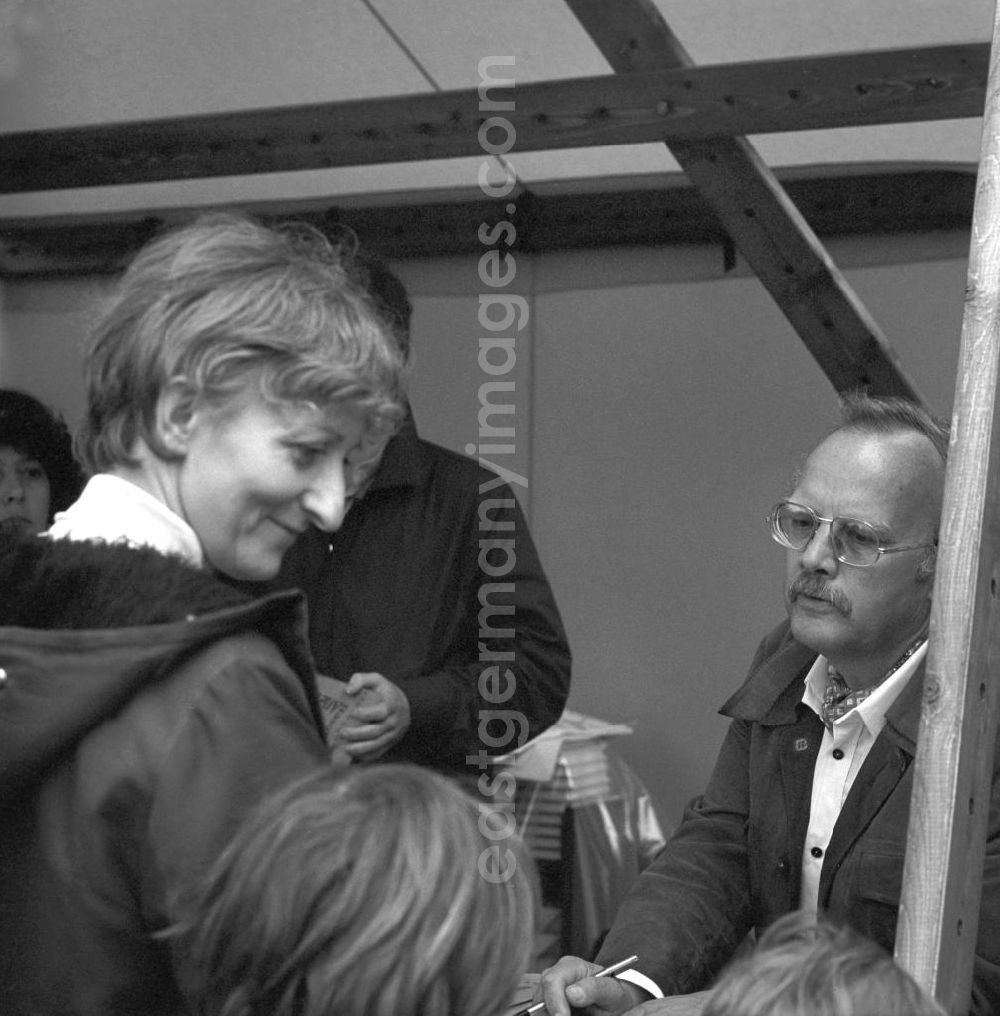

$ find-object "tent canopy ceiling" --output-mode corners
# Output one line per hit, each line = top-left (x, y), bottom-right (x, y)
(0, 0), (991, 401)
(0, 0), (991, 216)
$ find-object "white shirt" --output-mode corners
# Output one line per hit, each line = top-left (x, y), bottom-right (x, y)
(798, 640), (927, 916)
(47, 473), (204, 568)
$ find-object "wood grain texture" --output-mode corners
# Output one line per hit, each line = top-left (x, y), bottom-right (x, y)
(0, 166), (976, 278)
(894, 9), (1000, 1011)
(0, 44), (987, 195)
(564, 0), (924, 399)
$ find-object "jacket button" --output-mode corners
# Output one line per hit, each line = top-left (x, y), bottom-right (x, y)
(776, 858), (788, 874)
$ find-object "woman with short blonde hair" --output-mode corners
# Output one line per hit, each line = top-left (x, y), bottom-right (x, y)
(0, 211), (406, 1015)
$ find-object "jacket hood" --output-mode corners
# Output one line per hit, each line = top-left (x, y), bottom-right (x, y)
(0, 533), (318, 805)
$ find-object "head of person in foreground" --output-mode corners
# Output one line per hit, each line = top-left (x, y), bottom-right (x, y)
(176, 763), (536, 1016)
(702, 910), (946, 1016)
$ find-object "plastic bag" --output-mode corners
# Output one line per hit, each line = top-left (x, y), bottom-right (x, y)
(515, 744), (670, 960)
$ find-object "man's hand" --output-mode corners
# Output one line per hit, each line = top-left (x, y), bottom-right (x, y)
(536, 956), (648, 1016)
(339, 672), (411, 760)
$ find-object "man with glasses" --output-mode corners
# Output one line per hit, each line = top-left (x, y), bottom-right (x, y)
(536, 392), (1000, 1016)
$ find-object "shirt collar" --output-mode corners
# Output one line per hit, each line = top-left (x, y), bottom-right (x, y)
(47, 473), (205, 569)
(803, 640), (928, 737)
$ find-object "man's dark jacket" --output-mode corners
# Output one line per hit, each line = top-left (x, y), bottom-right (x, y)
(596, 620), (1000, 1015)
(276, 423), (571, 768)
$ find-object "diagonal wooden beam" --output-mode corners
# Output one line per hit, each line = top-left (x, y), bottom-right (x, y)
(564, 0), (926, 401)
(0, 43), (987, 198)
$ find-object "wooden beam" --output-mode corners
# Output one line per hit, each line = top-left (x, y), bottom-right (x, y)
(0, 43), (987, 195)
(564, 0), (925, 401)
(0, 166), (976, 278)
(894, 7), (1000, 1010)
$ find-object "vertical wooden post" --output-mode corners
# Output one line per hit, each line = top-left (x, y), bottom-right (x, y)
(895, 2), (1000, 1010)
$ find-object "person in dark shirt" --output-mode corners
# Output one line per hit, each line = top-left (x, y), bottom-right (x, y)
(276, 252), (571, 769)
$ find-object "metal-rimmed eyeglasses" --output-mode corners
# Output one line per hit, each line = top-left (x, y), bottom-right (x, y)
(767, 500), (936, 568)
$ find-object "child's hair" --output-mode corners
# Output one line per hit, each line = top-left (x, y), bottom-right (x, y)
(77, 210), (405, 474)
(702, 911), (947, 1016)
(176, 764), (536, 1016)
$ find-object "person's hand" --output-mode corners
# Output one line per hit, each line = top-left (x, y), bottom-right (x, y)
(621, 990), (712, 1016)
(535, 956), (648, 1016)
(339, 672), (411, 761)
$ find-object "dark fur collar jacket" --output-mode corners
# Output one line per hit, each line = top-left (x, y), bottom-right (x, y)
(0, 532), (315, 809)
(0, 531), (248, 631)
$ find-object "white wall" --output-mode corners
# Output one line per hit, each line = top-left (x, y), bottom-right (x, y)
(0, 277), (100, 424)
(0, 229), (969, 825)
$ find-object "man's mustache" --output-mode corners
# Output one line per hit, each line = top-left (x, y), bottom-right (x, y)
(787, 575), (852, 617)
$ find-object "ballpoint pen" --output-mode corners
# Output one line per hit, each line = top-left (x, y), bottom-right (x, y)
(512, 954), (640, 1016)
